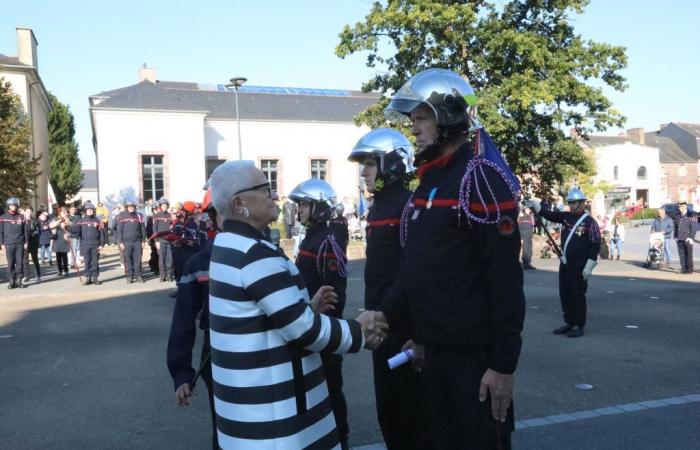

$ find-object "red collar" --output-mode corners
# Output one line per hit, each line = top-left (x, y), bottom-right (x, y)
(416, 151), (457, 180)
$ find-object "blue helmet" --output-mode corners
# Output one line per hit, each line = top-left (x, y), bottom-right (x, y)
(566, 188), (586, 202)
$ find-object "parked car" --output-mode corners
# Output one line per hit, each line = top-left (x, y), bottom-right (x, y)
(619, 204), (644, 218)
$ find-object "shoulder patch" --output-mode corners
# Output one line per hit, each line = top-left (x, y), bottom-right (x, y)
(497, 215), (516, 237)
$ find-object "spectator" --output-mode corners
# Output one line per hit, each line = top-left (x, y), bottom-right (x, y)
(609, 217), (625, 260)
(22, 207), (41, 282)
(38, 210), (53, 265)
(651, 208), (674, 265)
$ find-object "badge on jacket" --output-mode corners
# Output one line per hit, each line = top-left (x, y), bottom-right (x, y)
(497, 216), (516, 237)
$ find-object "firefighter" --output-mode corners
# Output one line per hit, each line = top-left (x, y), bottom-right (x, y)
(153, 197), (175, 281)
(117, 198), (146, 283)
(347, 128), (434, 449)
(1, 197), (29, 288)
(73, 202), (107, 285)
(364, 68), (526, 449)
(528, 188), (601, 337)
(289, 178), (351, 449)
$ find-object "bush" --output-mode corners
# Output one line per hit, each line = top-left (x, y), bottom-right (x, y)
(632, 208), (657, 220)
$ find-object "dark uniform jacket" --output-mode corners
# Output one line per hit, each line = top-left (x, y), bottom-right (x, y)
(381, 142), (526, 375)
(152, 211), (173, 241)
(364, 181), (412, 311)
(295, 220), (349, 316)
(117, 211), (146, 243)
(38, 218), (53, 246)
(675, 213), (698, 241)
(167, 240), (212, 389)
(538, 207), (601, 267)
(73, 216), (107, 246)
(0, 211), (28, 245)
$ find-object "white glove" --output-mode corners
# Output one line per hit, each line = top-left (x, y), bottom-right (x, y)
(686, 238), (693, 244)
(525, 199), (541, 214)
(582, 259), (598, 281)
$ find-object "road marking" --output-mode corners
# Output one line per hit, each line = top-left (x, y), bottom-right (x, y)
(625, 325), (639, 329)
(514, 394), (700, 431)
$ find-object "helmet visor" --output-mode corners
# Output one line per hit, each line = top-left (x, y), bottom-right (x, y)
(384, 98), (422, 124)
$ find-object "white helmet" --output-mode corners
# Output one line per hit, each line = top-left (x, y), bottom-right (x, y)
(289, 179), (337, 222)
(348, 128), (414, 181)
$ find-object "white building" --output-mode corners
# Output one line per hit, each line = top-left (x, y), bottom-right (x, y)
(89, 67), (379, 206)
(580, 132), (662, 216)
(0, 28), (51, 208)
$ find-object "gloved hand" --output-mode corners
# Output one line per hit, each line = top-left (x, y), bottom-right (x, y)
(582, 259), (598, 281)
(525, 199), (541, 214)
(686, 238), (693, 244)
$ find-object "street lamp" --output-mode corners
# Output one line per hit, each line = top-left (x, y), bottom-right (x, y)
(225, 77), (247, 159)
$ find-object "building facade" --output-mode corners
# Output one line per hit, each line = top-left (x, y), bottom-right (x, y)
(0, 28), (51, 208)
(89, 68), (379, 206)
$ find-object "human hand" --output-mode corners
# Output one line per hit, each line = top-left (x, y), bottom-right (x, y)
(119, 243), (125, 250)
(310, 286), (338, 314)
(400, 339), (425, 372)
(479, 368), (514, 423)
(97, 246), (103, 253)
(24, 244), (28, 250)
(355, 310), (389, 349)
(155, 241), (160, 250)
(686, 238), (693, 244)
(175, 383), (193, 406)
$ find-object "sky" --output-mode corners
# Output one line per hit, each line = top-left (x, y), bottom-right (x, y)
(2, 0), (699, 170)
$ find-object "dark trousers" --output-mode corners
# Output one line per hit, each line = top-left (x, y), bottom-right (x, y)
(200, 333), (218, 450)
(559, 263), (588, 327)
(124, 241), (143, 277)
(372, 331), (433, 450)
(677, 240), (694, 272)
(81, 244), (100, 277)
(148, 241), (159, 274)
(321, 353), (349, 442)
(5, 244), (25, 282)
(520, 232), (533, 264)
(424, 347), (513, 450)
(158, 242), (174, 279)
(56, 252), (68, 273)
(173, 244), (198, 282)
(23, 246), (40, 279)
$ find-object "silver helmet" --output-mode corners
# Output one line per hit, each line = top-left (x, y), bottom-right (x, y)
(348, 128), (415, 180)
(157, 197), (170, 207)
(384, 68), (478, 130)
(83, 202), (96, 211)
(6, 197), (20, 207)
(566, 188), (587, 202)
(289, 179), (337, 222)
(124, 198), (137, 207)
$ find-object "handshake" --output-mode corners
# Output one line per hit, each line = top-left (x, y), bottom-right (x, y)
(310, 287), (389, 350)
(355, 310), (389, 350)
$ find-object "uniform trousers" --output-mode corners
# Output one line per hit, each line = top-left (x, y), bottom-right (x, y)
(158, 242), (174, 279)
(81, 244), (100, 277)
(124, 241), (143, 277)
(558, 263), (588, 327)
(677, 240), (694, 272)
(4, 244), (25, 282)
(520, 231), (533, 264)
(424, 347), (513, 450)
(200, 332), (218, 450)
(372, 330), (433, 450)
(23, 246), (40, 279)
(321, 353), (349, 442)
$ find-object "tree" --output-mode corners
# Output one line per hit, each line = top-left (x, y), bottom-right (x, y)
(0, 76), (41, 205)
(47, 92), (82, 205)
(336, 0), (627, 195)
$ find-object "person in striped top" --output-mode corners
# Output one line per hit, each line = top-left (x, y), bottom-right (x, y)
(208, 160), (387, 450)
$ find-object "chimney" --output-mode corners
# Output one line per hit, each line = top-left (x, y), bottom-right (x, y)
(138, 63), (157, 83)
(627, 127), (645, 145)
(16, 27), (38, 68)
(659, 123), (668, 130)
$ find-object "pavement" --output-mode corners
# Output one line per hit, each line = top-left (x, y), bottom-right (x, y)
(1, 226), (699, 449)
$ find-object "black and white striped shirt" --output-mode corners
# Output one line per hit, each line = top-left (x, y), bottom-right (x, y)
(209, 220), (364, 449)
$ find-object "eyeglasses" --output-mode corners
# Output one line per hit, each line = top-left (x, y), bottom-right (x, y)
(235, 182), (272, 198)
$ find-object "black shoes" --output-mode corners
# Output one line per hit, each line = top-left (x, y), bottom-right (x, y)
(552, 324), (573, 335)
(82, 277), (92, 286)
(566, 326), (585, 338)
(523, 263), (537, 270)
(168, 274), (175, 282)
(126, 277), (134, 284)
(92, 277), (102, 285)
(136, 276), (145, 283)
(7, 280), (16, 289)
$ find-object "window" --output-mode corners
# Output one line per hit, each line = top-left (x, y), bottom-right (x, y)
(613, 166), (619, 180)
(260, 159), (278, 193)
(637, 166), (647, 180)
(311, 159), (327, 180)
(205, 158), (227, 180)
(142, 155), (164, 201)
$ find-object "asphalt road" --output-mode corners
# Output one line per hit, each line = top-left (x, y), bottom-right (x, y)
(1, 226), (698, 449)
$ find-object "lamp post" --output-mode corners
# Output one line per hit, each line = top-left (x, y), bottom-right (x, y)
(225, 77), (247, 159)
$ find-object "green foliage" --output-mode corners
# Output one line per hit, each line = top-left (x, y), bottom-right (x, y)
(632, 208), (657, 220)
(47, 92), (82, 205)
(336, 0), (627, 195)
(0, 77), (41, 204)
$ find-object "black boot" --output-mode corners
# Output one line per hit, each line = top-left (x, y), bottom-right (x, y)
(552, 324), (573, 335)
(566, 326), (585, 338)
(126, 276), (133, 284)
(18, 279), (27, 288)
(7, 279), (16, 289)
(92, 277), (101, 285)
(82, 276), (92, 286)
(137, 275), (145, 283)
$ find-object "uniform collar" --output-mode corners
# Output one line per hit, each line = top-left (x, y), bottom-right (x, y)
(415, 143), (469, 180)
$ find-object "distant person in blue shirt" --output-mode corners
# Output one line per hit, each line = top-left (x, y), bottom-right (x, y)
(651, 208), (674, 265)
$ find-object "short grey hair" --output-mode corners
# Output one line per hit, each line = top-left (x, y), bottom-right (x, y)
(210, 160), (259, 220)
